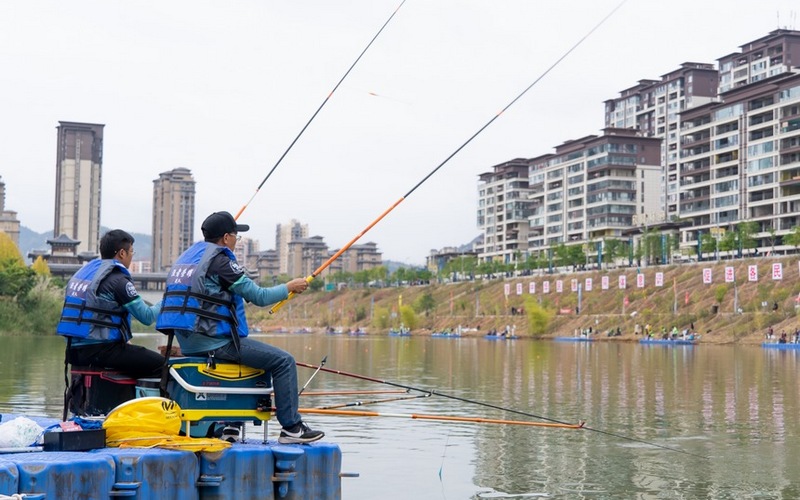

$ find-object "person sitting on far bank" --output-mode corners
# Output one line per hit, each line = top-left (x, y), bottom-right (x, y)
(156, 211), (324, 444)
(57, 230), (165, 379)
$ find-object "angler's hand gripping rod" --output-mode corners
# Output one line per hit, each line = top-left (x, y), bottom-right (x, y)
(269, 0), (628, 314)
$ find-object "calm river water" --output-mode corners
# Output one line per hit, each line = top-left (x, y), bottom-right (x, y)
(1, 333), (798, 499)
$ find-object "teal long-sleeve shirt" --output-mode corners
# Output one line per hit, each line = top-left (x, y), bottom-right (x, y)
(175, 276), (289, 355)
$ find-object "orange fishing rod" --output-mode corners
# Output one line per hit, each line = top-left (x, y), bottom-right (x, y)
(296, 361), (706, 457)
(269, 0), (628, 314)
(297, 408), (584, 429)
(234, 0), (407, 221)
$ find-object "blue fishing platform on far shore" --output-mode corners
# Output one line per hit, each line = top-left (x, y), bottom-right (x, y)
(762, 342), (800, 350)
(639, 338), (698, 346)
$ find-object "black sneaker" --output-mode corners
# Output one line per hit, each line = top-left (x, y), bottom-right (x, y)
(220, 425), (241, 443)
(279, 422), (324, 444)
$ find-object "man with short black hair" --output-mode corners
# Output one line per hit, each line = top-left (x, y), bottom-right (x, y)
(157, 211), (324, 444)
(57, 229), (165, 378)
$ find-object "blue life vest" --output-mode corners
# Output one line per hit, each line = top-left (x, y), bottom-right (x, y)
(56, 259), (132, 342)
(156, 241), (248, 338)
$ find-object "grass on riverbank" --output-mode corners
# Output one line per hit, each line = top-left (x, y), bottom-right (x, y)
(250, 256), (800, 344)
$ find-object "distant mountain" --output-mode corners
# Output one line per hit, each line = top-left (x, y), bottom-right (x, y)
(384, 260), (422, 273)
(18, 226), (152, 263)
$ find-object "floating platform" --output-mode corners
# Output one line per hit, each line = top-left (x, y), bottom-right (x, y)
(762, 342), (800, 349)
(554, 337), (594, 342)
(0, 415), (344, 500)
(639, 338), (698, 345)
(430, 332), (461, 338)
(483, 335), (519, 340)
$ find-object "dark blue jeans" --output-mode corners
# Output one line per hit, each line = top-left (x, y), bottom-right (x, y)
(212, 338), (300, 429)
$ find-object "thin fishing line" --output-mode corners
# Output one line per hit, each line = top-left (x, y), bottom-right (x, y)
(270, 0), (627, 313)
(234, 0), (407, 220)
(438, 429), (451, 482)
(580, 425), (708, 459)
(297, 362), (703, 457)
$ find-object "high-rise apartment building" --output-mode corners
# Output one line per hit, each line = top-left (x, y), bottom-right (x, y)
(527, 129), (662, 254)
(604, 63), (719, 219)
(328, 242), (382, 275)
(276, 220), (308, 274)
(717, 29), (800, 93)
(287, 235), (328, 277)
(678, 71), (800, 254)
(54, 121), (104, 253)
(152, 168), (195, 272)
(0, 176), (20, 246)
(476, 159), (531, 264)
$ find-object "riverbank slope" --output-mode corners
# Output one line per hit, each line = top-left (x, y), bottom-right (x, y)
(251, 256), (800, 345)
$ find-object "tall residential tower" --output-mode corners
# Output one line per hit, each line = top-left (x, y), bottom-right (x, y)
(0, 176), (20, 246)
(152, 168), (196, 272)
(54, 121), (104, 253)
(276, 220), (308, 275)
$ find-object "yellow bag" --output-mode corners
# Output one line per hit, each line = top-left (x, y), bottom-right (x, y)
(103, 397), (231, 452)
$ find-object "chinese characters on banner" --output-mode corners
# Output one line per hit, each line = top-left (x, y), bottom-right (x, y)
(510, 261), (796, 296)
(724, 266), (735, 283)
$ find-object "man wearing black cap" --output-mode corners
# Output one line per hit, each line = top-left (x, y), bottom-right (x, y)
(157, 211), (323, 444)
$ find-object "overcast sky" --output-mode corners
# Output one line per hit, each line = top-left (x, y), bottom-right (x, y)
(1, 1), (797, 264)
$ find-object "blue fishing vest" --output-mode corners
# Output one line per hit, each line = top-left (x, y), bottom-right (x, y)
(56, 259), (132, 342)
(156, 241), (249, 338)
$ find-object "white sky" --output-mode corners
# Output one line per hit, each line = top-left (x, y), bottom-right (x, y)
(1, 1), (797, 264)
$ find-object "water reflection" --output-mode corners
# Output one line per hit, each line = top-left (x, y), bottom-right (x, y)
(1, 334), (799, 498)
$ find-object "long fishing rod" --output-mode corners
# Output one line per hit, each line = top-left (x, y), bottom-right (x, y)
(297, 362), (705, 458)
(234, 0), (407, 221)
(300, 389), (409, 397)
(314, 392), (429, 410)
(269, 0), (628, 314)
(298, 408), (583, 429)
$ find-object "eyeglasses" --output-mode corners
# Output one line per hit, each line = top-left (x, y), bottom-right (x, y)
(117, 247), (135, 257)
(228, 233), (242, 242)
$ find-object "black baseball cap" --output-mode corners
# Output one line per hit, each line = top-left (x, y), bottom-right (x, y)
(201, 211), (250, 240)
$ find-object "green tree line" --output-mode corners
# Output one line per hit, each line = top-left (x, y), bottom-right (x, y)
(0, 232), (63, 335)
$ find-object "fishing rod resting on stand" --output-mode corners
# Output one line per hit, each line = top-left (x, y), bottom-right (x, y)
(269, 0), (629, 314)
(234, 0), (407, 221)
(297, 361), (706, 458)
(298, 355), (327, 395)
